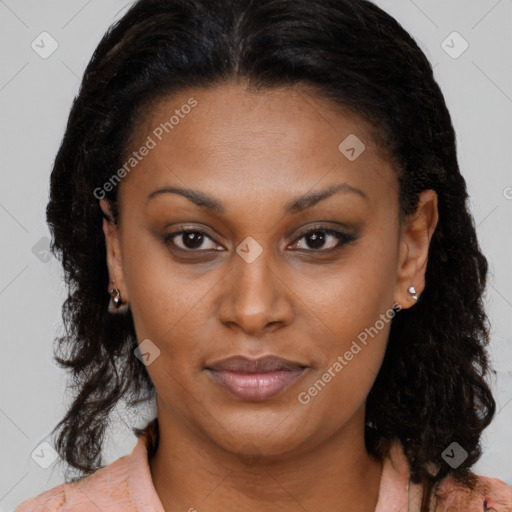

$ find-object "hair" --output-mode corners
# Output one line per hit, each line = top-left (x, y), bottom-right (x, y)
(46, 0), (495, 510)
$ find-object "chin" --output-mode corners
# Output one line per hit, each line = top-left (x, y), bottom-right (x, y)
(198, 407), (315, 460)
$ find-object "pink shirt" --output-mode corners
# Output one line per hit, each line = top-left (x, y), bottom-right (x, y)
(14, 429), (512, 511)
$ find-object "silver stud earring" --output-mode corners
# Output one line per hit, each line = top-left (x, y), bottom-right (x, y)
(408, 286), (418, 301)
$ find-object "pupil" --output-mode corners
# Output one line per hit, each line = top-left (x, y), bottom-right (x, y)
(308, 232), (325, 249)
(184, 232), (203, 249)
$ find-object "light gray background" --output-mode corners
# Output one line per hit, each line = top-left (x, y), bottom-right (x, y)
(1, 0), (511, 509)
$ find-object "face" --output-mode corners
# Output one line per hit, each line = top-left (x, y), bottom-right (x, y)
(101, 82), (437, 459)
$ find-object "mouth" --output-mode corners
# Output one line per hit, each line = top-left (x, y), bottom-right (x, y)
(204, 355), (308, 402)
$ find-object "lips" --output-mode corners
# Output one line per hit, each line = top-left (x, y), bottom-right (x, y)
(205, 356), (308, 401)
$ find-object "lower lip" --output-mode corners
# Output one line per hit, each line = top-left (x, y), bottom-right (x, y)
(206, 368), (306, 401)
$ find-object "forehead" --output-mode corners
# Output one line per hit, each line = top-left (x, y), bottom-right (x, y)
(118, 82), (398, 213)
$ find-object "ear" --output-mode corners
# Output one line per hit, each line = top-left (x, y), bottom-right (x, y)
(394, 189), (438, 309)
(99, 199), (129, 303)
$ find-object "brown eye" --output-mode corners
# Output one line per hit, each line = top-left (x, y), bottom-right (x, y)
(289, 228), (356, 251)
(164, 230), (223, 251)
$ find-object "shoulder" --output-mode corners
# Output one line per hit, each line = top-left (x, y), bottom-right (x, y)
(14, 420), (163, 512)
(13, 444), (139, 512)
(13, 484), (68, 512)
(435, 473), (512, 512)
(381, 440), (512, 512)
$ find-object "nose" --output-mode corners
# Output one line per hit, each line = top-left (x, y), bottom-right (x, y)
(217, 244), (294, 336)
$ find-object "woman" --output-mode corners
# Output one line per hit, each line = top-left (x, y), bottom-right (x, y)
(14, 0), (512, 511)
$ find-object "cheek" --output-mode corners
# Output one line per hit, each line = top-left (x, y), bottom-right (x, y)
(296, 332), (388, 438)
(297, 275), (395, 428)
(294, 229), (398, 399)
(297, 231), (398, 339)
(120, 228), (222, 362)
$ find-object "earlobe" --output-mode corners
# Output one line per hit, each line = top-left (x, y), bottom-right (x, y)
(394, 190), (439, 308)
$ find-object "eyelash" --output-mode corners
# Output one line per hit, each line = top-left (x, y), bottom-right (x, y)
(163, 226), (357, 254)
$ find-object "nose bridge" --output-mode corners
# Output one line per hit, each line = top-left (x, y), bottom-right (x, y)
(219, 238), (293, 333)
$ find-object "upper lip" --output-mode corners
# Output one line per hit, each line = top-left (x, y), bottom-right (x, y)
(205, 355), (308, 373)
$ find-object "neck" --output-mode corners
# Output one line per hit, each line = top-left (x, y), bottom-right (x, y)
(148, 407), (383, 512)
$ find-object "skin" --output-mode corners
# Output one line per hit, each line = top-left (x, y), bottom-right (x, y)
(100, 81), (438, 512)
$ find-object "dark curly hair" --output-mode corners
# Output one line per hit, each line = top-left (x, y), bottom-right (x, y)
(46, 0), (495, 510)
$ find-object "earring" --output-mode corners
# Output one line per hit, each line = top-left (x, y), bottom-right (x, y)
(108, 287), (129, 313)
(408, 285), (418, 301)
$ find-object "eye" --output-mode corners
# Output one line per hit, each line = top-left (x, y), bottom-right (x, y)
(288, 227), (356, 252)
(164, 229), (223, 251)
(164, 225), (357, 254)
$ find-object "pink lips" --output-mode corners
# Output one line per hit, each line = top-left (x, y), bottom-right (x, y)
(205, 356), (307, 401)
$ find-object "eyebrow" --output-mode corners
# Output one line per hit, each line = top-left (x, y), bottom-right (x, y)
(147, 182), (368, 214)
